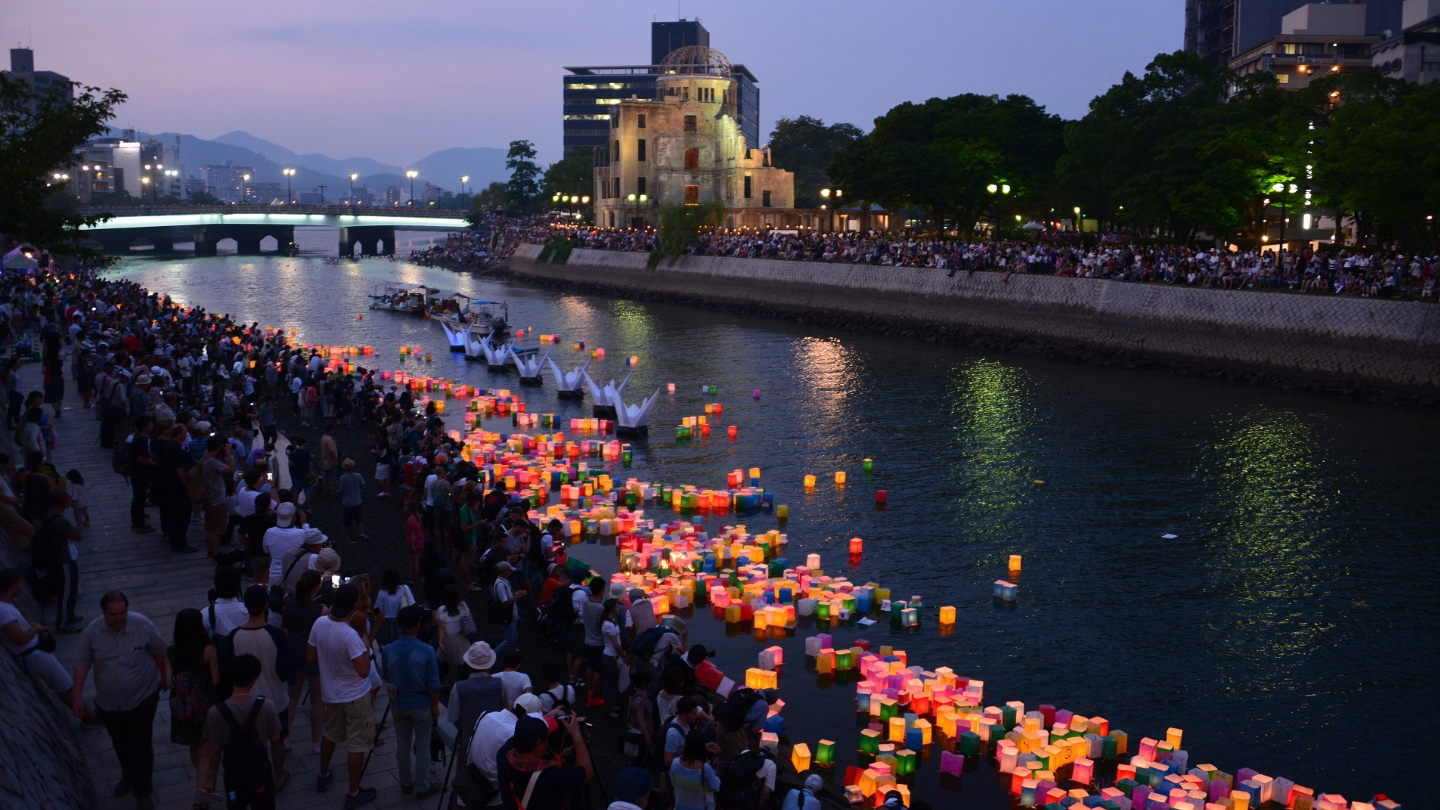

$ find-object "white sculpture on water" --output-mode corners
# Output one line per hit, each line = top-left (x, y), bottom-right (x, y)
(511, 347), (550, 384)
(585, 368), (633, 416)
(477, 338), (509, 370)
(548, 357), (590, 399)
(615, 388), (662, 436)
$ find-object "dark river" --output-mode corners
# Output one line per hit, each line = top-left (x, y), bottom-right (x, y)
(110, 251), (1437, 806)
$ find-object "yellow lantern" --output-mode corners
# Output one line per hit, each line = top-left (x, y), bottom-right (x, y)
(790, 743), (811, 773)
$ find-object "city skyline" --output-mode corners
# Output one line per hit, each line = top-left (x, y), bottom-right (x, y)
(4, 0), (1180, 166)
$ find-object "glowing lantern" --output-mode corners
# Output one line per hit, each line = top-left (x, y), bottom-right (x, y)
(804, 475), (816, 489)
(939, 606), (957, 624)
(817, 740), (835, 767)
(791, 743), (811, 773)
(835, 471), (846, 486)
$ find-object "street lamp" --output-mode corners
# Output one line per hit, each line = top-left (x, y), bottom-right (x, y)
(1073, 205), (1082, 231)
(460, 175), (469, 202)
(348, 173), (359, 206)
(626, 193), (647, 227)
(242, 173), (251, 205)
(1271, 182), (1297, 252)
(141, 175), (155, 204)
(283, 168), (296, 204)
(406, 170), (418, 205)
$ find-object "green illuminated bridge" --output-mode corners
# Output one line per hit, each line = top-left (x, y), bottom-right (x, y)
(76, 205), (472, 257)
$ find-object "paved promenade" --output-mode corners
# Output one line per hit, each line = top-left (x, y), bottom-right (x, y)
(44, 402), (438, 810)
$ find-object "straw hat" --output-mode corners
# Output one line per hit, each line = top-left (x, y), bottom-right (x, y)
(342, 458), (356, 471)
(314, 548), (341, 575)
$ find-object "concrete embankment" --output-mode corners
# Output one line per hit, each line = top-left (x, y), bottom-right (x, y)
(507, 244), (1440, 399)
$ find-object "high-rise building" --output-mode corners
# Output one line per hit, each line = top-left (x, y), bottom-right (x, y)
(3, 48), (72, 105)
(198, 162), (252, 204)
(1230, 3), (1382, 89)
(1373, 0), (1440, 83)
(563, 20), (760, 155)
(1187, 0), (1406, 68)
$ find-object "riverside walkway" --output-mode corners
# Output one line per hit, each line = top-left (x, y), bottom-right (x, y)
(45, 393), (425, 810)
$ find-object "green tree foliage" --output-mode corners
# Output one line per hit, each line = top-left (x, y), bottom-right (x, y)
(504, 140), (542, 213)
(0, 74), (126, 253)
(648, 201), (723, 269)
(543, 148), (597, 205)
(767, 116), (862, 208)
(830, 93), (1063, 235)
(466, 181), (510, 229)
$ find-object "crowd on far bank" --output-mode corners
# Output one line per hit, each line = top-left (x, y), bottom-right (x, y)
(0, 262), (857, 810)
(409, 214), (552, 271)
(525, 226), (1440, 301)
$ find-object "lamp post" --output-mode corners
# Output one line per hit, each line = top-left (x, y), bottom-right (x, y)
(1073, 205), (1082, 232)
(1272, 181), (1296, 254)
(819, 188), (842, 233)
(581, 195), (590, 222)
(242, 173), (251, 205)
(626, 193), (647, 228)
(348, 173), (359, 207)
(317, 185), (327, 205)
(460, 175), (469, 204)
(141, 175), (153, 204)
(283, 168), (295, 204)
(406, 170), (418, 206)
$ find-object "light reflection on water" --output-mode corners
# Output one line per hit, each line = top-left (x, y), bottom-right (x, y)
(108, 255), (1439, 804)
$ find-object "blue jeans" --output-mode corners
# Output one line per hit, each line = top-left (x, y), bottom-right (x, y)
(494, 616), (519, 655)
(392, 705), (434, 791)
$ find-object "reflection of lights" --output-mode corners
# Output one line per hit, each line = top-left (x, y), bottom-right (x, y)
(946, 360), (1037, 547)
(794, 336), (859, 426)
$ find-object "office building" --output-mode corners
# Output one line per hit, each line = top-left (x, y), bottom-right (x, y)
(1230, 3), (1382, 89)
(3, 48), (72, 105)
(198, 162), (252, 204)
(564, 20), (760, 155)
(1188, 0), (1405, 67)
(593, 46), (793, 230)
(1373, 0), (1440, 82)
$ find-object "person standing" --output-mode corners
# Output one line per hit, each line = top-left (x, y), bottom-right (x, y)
(72, 591), (170, 809)
(167, 608), (219, 772)
(201, 435), (235, 561)
(260, 503), (305, 585)
(307, 583), (377, 808)
(489, 561), (525, 655)
(197, 653), (286, 810)
(40, 491), (84, 632)
(155, 423), (199, 554)
(382, 605), (442, 799)
(127, 416), (156, 533)
(227, 585), (292, 765)
(337, 458), (367, 542)
(319, 424), (339, 496)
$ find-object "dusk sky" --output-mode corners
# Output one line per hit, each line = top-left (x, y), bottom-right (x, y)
(7, 1), (1181, 167)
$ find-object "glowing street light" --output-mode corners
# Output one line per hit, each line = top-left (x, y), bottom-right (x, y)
(460, 175), (469, 200)
(348, 173), (359, 206)
(242, 173), (251, 205)
(406, 169), (418, 205)
(283, 168), (296, 203)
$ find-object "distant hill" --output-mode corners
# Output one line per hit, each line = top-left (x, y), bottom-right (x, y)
(109, 128), (510, 196)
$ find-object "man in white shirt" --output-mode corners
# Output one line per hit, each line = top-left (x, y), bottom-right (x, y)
(307, 584), (376, 806)
(203, 569), (249, 638)
(260, 503), (306, 584)
(463, 693), (547, 807)
(492, 648), (532, 708)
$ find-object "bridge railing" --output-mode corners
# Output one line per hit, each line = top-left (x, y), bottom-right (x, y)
(78, 204), (469, 219)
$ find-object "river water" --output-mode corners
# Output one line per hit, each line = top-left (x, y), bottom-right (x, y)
(110, 251), (1437, 806)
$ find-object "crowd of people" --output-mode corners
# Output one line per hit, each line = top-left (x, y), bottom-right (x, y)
(523, 225), (1440, 300)
(409, 214), (554, 272)
(0, 261), (864, 810)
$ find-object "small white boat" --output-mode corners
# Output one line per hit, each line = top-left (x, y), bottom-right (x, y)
(548, 358), (590, 399)
(368, 283), (441, 314)
(434, 297), (508, 352)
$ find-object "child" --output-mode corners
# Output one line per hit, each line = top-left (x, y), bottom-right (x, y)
(65, 468), (89, 526)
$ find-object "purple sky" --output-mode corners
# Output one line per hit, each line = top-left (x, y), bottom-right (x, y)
(7, 1), (1181, 166)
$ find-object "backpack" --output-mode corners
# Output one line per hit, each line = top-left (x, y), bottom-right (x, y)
(185, 462), (207, 503)
(210, 604), (236, 701)
(488, 578), (513, 626)
(537, 584), (580, 631)
(632, 625), (676, 662)
(112, 434), (134, 480)
(29, 514), (66, 571)
(216, 697), (274, 795)
(718, 749), (769, 810)
(714, 687), (764, 733)
(171, 663), (214, 726)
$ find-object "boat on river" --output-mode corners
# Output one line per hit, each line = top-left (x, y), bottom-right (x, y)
(368, 282), (442, 314)
(434, 296), (509, 352)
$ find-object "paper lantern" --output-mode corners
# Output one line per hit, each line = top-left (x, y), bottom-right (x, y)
(816, 740), (835, 767)
(1009, 554), (1022, 571)
(888, 717), (906, 743)
(859, 729), (881, 755)
(835, 472), (846, 486)
(849, 537), (864, 554)
(791, 743), (811, 773)
(993, 580), (1018, 601)
(804, 475), (816, 489)
(807, 553), (822, 570)
(939, 751), (964, 777)
(939, 605), (957, 624)
(1073, 757), (1094, 785)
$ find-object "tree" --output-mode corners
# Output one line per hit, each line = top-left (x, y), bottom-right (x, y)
(466, 181), (509, 229)
(543, 148), (597, 205)
(830, 93), (1063, 235)
(767, 116), (862, 208)
(188, 190), (219, 205)
(504, 140), (542, 214)
(0, 74), (126, 253)
(648, 201), (723, 268)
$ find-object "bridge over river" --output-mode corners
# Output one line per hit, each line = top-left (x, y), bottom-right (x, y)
(76, 205), (471, 256)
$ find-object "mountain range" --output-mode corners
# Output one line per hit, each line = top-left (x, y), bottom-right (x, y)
(112, 128), (509, 199)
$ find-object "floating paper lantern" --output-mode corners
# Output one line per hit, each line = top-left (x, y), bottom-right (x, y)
(791, 743), (811, 773)
(804, 475), (816, 489)
(939, 751), (964, 777)
(993, 580), (1018, 601)
(939, 605), (957, 624)
(1073, 757), (1094, 785)
(835, 472), (846, 486)
(1009, 554), (1022, 571)
(849, 537), (863, 555)
(875, 490), (887, 505)
(667, 382), (676, 393)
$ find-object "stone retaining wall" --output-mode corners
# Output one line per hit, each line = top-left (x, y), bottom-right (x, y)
(510, 244), (1440, 391)
(0, 526), (94, 809)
